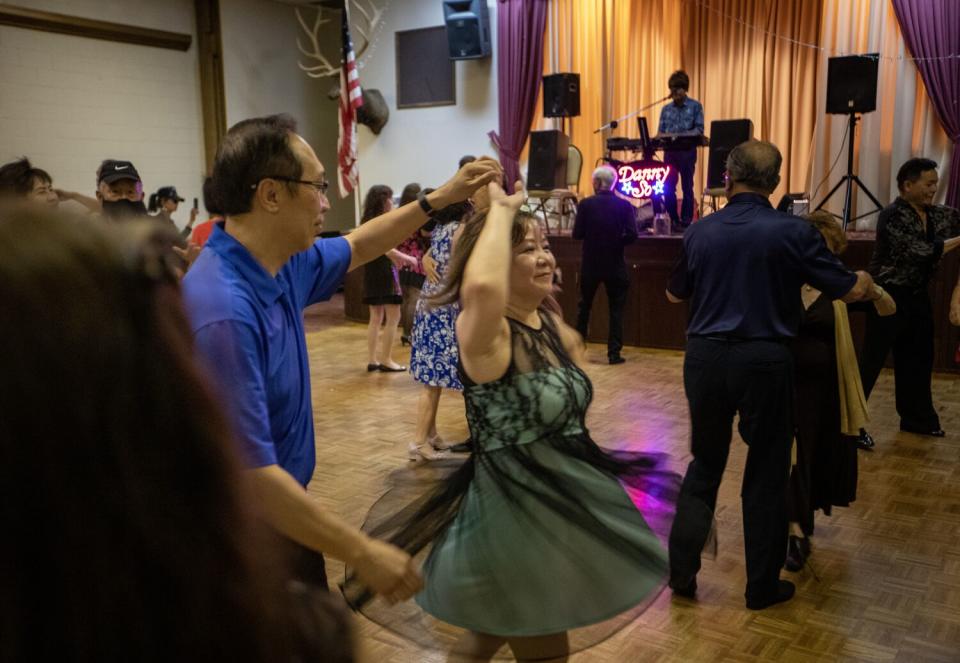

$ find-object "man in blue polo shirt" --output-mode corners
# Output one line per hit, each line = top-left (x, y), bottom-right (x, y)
(665, 140), (878, 610)
(182, 114), (500, 603)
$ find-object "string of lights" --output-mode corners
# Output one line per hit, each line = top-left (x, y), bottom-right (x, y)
(682, 0), (960, 63)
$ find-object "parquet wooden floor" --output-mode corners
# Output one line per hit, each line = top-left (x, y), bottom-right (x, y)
(303, 295), (960, 663)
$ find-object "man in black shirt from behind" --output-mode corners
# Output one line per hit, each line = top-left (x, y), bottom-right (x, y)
(666, 140), (878, 610)
(573, 165), (639, 364)
(859, 158), (960, 441)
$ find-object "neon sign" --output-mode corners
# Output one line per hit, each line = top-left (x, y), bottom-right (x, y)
(609, 160), (674, 200)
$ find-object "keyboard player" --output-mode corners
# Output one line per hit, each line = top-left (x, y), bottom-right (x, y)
(658, 70), (704, 231)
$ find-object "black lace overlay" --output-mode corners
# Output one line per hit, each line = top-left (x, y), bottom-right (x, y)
(343, 313), (681, 657)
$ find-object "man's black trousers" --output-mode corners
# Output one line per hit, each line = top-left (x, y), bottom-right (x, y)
(575, 269), (629, 359)
(858, 285), (939, 432)
(668, 337), (794, 602)
(664, 149), (697, 227)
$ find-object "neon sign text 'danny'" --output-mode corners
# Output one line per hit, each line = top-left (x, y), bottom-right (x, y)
(616, 163), (672, 199)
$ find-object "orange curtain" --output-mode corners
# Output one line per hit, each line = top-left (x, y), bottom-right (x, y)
(527, 0), (683, 192)
(531, 0), (821, 204)
(681, 0), (823, 204)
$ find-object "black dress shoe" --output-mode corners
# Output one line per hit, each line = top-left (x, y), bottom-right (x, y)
(669, 575), (697, 598)
(447, 439), (473, 453)
(900, 424), (946, 437)
(366, 363), (380, 372)
(856, 428), (875, 451)
(784, 535), (810, 572)
(746, 580), (795, 610)
(377, 364), (407, 373)
(608, 355), (626, 365)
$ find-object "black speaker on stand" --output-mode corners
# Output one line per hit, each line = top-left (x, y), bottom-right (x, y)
(815, 54), (883, 229)
(527, 130), (569, 191)
(706, 119), (754, 189)
(543, 73), (580, 136)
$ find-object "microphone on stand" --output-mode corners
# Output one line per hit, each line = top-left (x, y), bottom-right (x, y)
(594, 95), (673, 133)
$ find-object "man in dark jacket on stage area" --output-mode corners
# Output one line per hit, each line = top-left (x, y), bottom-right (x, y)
(573, 164), (639, 364)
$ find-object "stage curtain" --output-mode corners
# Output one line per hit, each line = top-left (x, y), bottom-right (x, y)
(527, 0), (683, 192)
(810, 0), (953, 228)
(891, 0), (959, 208)
(681, 0), (823, 205)
(489, 0), (549, 191)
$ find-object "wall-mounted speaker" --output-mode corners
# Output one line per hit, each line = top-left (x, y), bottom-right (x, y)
(443, 0), (491, 60)
(543, 73), (580, 118)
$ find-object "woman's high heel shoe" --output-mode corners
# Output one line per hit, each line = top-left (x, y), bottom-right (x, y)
(408, 442), (448, 461)
(784, 535), (811, 572)
(400, 335), (411, 347)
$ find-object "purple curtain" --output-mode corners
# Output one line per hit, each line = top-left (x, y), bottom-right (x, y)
(892, 0), (960, 207)
(488, 0), (548, 191)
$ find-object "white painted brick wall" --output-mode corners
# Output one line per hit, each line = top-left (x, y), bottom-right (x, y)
(0, 0), (206, 227)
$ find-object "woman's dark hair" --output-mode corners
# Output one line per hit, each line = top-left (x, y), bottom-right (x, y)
(429, 209), (560, 315)
(0, 157), (52, 198)
(398, 182), (421, 207)
(668, 70), (690, 91)
(147, 192), (160, 213)
(360, 184), (393, 224)
(896, 157), (938, 191)
(0, 208), (353, 662)
(211, 114), (302, 216)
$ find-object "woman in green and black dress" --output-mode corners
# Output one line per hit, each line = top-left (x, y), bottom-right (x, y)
(346, 182), (680, 661)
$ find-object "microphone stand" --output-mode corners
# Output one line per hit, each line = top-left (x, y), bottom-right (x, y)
(594, 95), (671, 134)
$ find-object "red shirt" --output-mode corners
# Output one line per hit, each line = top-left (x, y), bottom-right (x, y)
(190, 218), (220, 247)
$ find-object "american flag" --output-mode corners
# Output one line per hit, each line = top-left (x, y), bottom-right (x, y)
(337, 3), (363, 198)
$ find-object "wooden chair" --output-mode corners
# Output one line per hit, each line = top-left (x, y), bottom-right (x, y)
(699, 186), (726, 216)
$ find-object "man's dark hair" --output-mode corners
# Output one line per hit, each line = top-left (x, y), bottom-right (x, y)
(668, 70), (690, 91)
(211, 114), (303, 216)
(0, 157), (52, 198)
(896, 158), (938, 191)
(202, 176), (223, 216)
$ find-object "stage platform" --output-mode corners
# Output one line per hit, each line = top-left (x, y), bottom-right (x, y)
(343, 232), (960, 374)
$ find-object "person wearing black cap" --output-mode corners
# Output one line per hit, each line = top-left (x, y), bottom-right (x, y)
(149, 185), (198, 238)
(96, 159), (148, 221)
(665, 140), (878, 610)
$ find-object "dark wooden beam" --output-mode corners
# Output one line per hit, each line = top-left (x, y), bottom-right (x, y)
(0, 3), (192, 51)
(195, 0), (227, 173)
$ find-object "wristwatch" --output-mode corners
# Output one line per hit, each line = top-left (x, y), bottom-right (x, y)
(416, 190), (436, 217)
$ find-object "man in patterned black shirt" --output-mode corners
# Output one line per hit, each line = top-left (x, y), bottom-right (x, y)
(860, 158), (960, 441)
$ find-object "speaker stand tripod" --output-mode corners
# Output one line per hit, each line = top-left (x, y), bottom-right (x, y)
(815, 112), (884, 229)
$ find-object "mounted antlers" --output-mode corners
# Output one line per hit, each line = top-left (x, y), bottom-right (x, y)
(296, 0), (385, 79)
